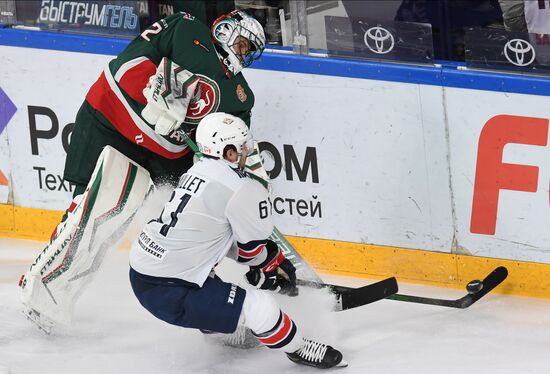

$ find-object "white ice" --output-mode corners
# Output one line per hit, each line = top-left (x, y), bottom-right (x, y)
(1, 235), (550, 374)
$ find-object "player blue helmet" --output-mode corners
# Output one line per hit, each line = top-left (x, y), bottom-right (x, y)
(212, 10), (266, 75)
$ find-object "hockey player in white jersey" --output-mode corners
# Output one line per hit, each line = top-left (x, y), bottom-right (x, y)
(129, 112), (346, 369)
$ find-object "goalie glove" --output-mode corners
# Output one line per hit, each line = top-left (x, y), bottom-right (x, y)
(142, 57), (200, 135)
(244, 240), (296, 291)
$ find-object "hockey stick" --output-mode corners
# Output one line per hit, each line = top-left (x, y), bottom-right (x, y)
(386, 266), (508, 309)
(294, 277), (399, 311)
(183, 134), (503, 310)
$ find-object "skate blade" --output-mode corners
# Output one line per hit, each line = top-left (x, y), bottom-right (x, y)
(22, 309), (53, 335)
(335, 359), (349, 368)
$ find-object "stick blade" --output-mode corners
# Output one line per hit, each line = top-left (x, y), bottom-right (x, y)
(340, 277), (398, 310)
(387, 266), (508, 309)
(458, 266), (508, 308)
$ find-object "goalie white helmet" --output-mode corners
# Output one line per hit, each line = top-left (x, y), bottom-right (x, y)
(196, 112), (252, 159)
(212, 10), (266, 75)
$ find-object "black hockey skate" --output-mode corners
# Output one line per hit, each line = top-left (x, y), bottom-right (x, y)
(286, 338), (348, 369)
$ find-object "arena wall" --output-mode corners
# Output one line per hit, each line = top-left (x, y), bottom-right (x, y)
(1, 29), (548, 298)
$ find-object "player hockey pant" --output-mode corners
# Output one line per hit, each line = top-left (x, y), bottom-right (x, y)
(129, 267), (302, 352)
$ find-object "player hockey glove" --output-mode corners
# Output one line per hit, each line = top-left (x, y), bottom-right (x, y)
(142, 57), (200, 136)
(244, 240), (296, 291)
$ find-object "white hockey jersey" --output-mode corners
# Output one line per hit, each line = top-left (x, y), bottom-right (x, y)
(525, 0), (550, 34)
(129, 157), (273, 287)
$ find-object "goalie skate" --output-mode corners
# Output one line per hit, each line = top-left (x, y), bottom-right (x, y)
(286, 338), (348, 369)
(22, 307), (54, 334)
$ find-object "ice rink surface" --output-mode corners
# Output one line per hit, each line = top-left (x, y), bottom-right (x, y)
(1, 237), (550, 374)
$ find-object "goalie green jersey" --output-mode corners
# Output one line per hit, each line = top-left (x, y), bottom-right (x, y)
(85, 11), (255, 160)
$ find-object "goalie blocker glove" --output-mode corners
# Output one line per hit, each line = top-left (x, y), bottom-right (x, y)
(245, 240), (296, 292)
(142, 57), (200, 135)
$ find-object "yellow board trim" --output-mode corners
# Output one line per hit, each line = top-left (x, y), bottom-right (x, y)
(1, 204), (549, 299)
(0, 204), (63, 240)
(287, 237), (550, 299)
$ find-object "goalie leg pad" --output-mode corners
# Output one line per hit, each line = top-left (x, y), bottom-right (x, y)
(20, 146), (151, 325)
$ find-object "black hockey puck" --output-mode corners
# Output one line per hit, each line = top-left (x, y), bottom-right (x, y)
(466, 280), (483, 294)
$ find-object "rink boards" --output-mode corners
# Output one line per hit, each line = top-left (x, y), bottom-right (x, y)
(0, 29), (549, 298)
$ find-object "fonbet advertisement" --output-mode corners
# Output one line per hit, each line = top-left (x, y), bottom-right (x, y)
(445, 88), (550, 263)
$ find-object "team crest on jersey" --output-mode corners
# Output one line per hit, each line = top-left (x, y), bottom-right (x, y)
(184, 74), (221, 124)
(236, 84), (247, 102)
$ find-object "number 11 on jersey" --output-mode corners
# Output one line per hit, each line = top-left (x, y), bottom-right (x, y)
(155, 191), (192, 237)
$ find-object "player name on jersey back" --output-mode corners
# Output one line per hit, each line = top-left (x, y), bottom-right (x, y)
(178, 173), (207, 195)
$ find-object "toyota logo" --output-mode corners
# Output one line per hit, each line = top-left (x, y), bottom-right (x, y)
(503, 39), (536, 67)
(364, 26), (395, 54)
